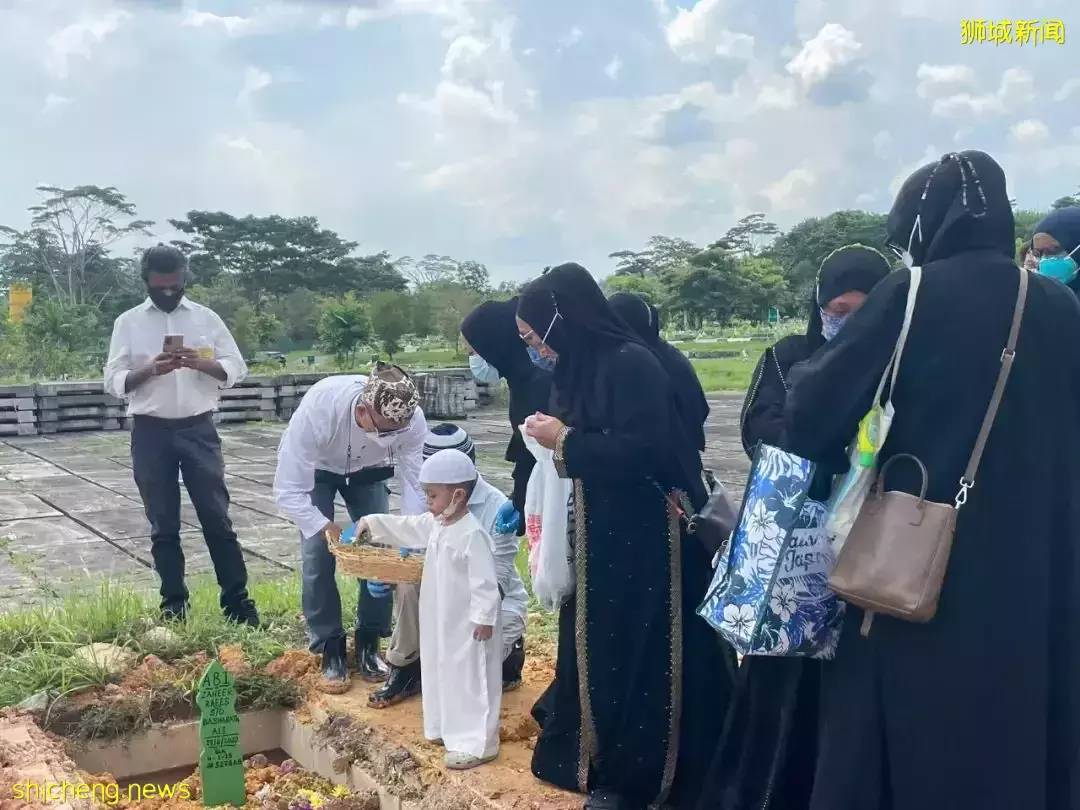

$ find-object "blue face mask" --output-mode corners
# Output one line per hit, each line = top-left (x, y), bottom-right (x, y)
(468, 353), (501, 384)
(820, 309), (847, 341)
(1037, 247), (1079, 285)
(527, 344), (556, 371)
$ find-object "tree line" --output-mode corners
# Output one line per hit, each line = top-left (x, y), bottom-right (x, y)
(0, 183), (1075, 379)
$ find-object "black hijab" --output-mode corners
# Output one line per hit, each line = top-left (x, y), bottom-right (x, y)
(461, 297), (534, 384)
(609, 291), (710, 452)
(460, 296), (551, 464)
(1033, 207), (1080, 254)
(608, 292), (661, 343)
(886, 150), (1015, 266)
(773, 244), (893, 373)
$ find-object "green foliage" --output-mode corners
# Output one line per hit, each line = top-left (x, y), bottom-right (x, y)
(368, 290), (413, 359)
(318, 293), (371, 368)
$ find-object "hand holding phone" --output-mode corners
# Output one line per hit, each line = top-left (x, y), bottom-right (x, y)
(163, 334), (184, 353)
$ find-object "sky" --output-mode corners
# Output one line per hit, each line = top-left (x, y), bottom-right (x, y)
(0, 0), (1076, 283)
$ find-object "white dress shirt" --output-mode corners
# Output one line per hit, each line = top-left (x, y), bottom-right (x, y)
(468, 475), (529, 657)
(273, 374), (428, 539)
(104, 297), (247, 419)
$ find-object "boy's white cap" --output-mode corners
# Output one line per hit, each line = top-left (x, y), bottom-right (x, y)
(419, 449), (478, 485)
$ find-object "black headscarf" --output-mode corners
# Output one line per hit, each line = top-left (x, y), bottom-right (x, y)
(460, 297), (534, 384)
(1033, 206), (1080, 255)
(517, 263), (654, 424)
(460, 296), (551, 465)
(774, 244), (893, 372)
(886, 150), (1014, 266)
(609, 292), (661, 343)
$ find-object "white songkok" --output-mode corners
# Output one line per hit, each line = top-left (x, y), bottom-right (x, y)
(419, 449), (478, 485)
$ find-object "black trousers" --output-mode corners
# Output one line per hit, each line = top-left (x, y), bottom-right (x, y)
(131, 412), (251, 617)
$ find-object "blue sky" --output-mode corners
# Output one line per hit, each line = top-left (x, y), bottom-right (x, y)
(0, 0), (1076, 282)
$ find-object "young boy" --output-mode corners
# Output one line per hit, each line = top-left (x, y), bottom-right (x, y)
(357, 449), (502, 770)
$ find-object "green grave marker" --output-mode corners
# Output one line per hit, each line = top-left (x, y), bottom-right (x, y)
(196, 660), (246, 807)
(768, 307), (779, 324)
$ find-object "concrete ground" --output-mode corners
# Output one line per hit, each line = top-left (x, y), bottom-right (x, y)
(0, 395), (749, 610)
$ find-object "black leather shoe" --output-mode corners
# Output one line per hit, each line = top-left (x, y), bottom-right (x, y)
(354, 630), (389, 682)
(502, 636), (525, 691)
(368, 660), (421, 708)
(224, 599), (261, 628)
(319, 635), (350, 694)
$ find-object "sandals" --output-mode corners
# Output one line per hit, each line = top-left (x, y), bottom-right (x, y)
(444, 750), (497, 770)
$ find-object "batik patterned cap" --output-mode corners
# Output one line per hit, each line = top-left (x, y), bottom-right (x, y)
(360, 361), (419, 422)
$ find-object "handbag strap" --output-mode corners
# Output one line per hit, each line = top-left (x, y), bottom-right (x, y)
(955, 268), (1029, 508)
(881, 266), (922, 408)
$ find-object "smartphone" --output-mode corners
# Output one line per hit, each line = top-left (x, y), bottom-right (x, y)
(163, 334), (184, 353)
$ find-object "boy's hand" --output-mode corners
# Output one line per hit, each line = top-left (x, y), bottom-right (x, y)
(473, 624), (494, 641)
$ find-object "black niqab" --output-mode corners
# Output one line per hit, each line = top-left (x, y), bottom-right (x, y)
(608, 292), (660, 342)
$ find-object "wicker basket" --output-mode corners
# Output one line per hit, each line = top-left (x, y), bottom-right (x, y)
(327, 532), (424, 583)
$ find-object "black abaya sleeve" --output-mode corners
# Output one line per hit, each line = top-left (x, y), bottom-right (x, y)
(783, 271), (909, 475)
(557, 344), (675, 481)
(740, 348), (788, 457)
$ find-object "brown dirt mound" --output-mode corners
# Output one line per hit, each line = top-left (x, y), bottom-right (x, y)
(120, 654), (178, 691)
(219, 644), (251, 676)
(499, 711), (538, 743)
(313, 714), (433, 801)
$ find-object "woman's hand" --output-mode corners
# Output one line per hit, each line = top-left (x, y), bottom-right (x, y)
(525, 412), (565, 450)
(473, 624), (494, 641)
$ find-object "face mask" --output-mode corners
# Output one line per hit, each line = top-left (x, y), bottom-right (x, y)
(820, 310), (847, 341)
(148, 287), (184, 313)
(365, 431), (400, 448)
(468, 354), (501, 385)
(434, 490), (466, 523)
(1037, 246), (1080, 285)
(527, 344), (555, 371)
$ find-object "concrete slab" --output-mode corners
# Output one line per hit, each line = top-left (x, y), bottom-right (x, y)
(0, 515), (102, 547)
(0, 493), (61, 520)
(75, 508), (152, 540)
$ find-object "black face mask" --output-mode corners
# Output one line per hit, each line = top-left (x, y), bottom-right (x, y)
(148, 287), (184, 313)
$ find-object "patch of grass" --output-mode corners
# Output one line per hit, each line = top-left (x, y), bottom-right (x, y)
(692, 357), (757, 393)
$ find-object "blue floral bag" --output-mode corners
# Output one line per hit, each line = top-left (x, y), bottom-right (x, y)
(697, 443), (845, 659)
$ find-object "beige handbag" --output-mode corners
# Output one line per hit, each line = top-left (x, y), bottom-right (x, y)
(828, 268), (1029, 635)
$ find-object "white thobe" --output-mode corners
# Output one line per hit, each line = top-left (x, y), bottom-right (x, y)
(365, 510), (502, 758)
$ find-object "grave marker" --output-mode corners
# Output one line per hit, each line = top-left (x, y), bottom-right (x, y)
(196, 660), (246, 807)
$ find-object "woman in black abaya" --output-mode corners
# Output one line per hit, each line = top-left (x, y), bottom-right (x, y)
(608, 292), (710, 451)
(461, 298), (553, 523)
(517, 264), (736, 810)
(784, 151), (1080, 810)
(1030, 206), (1080, 295)
(697, 244), (892, 810)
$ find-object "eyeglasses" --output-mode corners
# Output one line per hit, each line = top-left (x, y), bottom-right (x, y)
(520, 294), (561, 345)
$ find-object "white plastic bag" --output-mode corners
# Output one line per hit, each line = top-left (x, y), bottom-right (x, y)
(827, 265), (922, 553)
(520, 421), (574, 611)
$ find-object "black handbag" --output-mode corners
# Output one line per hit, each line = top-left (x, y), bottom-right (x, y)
(687, 470), (738, 556)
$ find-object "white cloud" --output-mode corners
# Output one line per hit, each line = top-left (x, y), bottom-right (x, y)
(665, 0), (754, 63)
(873, 131), (893, 157)
(930, 67), (1035, 117)
(1009, 119), (1050, 145)
(1053, 78), (1080, 103)
(915, 63), (975, 98)
(786, 23), (861, 87)
(604, 56), (623, 80)
(558, 26), (583, 50)
(237, 67), (272, 105)
(180, 10), (255, 36)
(764, 167), (816, 212)
(42, 94), (71, 113)
(45, 8), (131, 79)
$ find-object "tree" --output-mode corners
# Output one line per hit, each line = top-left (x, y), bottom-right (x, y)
(0, 185), (153, 306)
(272, 288), (323, 346)
(410, 289), (437, 339)
(717, 213), (779, 256)
(369, 291), (413, 359)
(168, 211), (363, 296)
(338, 252), (408, 295)
(318, 293), (371, 367)
(610, 235), (700, 277)
(667, 248), (746, 327)
(1013, 208), (1048, 244)
(604, 273), (665, 304)
(735, 257), (790, 320)
(609, 249), (653, 277)
(395, 254), (457, 287)
(454, 260), (492, 295)
(249, 311), (284, 351)
(1051, 192), (1080, 210)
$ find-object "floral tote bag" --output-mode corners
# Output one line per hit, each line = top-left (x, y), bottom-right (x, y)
(697, 442), (845, 659)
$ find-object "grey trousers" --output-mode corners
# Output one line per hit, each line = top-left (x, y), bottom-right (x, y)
(386, 583), (421, 667)
(300, 471), (394, 652)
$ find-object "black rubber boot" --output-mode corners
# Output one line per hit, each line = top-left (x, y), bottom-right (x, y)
(318, 635), (351, 694)
(160, 602), (188, 623)
(368, 660), (422, 708)
(502, 637), (525, 691)
(354, 629), (389, 682)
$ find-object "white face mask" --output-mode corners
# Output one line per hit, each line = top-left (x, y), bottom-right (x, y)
(365, 431), (400, 448)
(433, 490), (466, 524)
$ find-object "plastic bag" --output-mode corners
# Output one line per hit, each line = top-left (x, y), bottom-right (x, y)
(827, 265), (922, 554)
(520, 422), (574, 611)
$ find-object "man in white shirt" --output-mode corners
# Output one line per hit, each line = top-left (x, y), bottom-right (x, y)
(369, 423), (528, 708)
(273, 363), (427, 693)
(104, 244), (258, 626)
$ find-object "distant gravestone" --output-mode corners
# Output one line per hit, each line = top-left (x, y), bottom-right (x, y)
(768, 307), (779, 324)
(196, 660), (246, 807)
